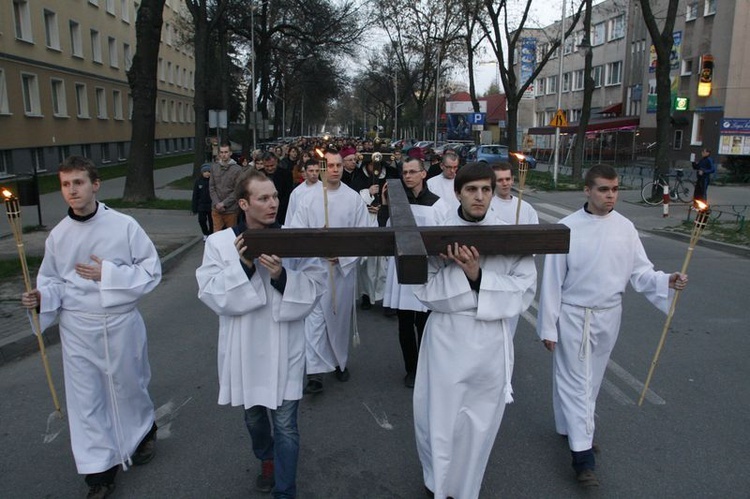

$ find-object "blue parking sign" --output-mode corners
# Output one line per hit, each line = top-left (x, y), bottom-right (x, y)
(467, 113), (486, 125)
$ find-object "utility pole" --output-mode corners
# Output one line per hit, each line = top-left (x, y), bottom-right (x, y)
(552, 0), (567, 188)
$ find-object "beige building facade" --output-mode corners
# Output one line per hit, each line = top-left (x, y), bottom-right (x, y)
(0, 0), (195, 177)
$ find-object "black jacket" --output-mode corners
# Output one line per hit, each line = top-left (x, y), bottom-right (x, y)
(192, 176), (212, 213)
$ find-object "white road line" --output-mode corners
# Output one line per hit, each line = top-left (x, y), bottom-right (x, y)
(601, 377), (635, 405)
(537, 212), (561, 224)
(362, 402), (393, 430)
(535, 203), (574, 217)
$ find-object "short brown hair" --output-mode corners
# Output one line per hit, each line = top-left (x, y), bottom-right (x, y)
(454, 162), (496, 193)
(234, 169), (271, 201)
(59, 155), (99, 183)
(491, 161), (513, 173)
(584, 164), (618, 188)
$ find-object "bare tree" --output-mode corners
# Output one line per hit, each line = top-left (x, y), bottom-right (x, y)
(571, 0), (593, 180)
(123, 0), (166, 202)
(638, 0), (680, 175)
(479, 0), (582, 152)
(460, 0), (487, 114)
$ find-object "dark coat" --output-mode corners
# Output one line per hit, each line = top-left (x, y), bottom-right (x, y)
(192, 176), (212, 213)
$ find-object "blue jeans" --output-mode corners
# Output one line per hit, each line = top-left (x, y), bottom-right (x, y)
(244, 400), (299, 498)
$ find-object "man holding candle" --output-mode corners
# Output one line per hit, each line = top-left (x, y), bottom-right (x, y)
(20, 156), (161, 499)
(490, 162), (539, 225)
(536, 164), (688, 488)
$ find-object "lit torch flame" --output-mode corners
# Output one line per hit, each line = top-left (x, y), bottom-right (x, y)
(694, 199), (708, 212)
(314, 147), (325, 159)
(511, 152), (526, 162)
(2, 188), (13, 200)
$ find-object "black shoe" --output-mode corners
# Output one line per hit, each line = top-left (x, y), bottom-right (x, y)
(361, 295), (372, 310)
(334, 366), (350, 382)
(86, 483), (115, 499)
(576, 469), (600, 488)
(382, 307), (397, 317)
(404, 372), (416, 388)
(303, 375), (323, 394)
(132, 423), (157, 466)
(256, 459), (274, 493)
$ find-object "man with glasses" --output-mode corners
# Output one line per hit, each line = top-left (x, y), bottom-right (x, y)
(378, 157), (440, 387)
(427, 152), (460, 207)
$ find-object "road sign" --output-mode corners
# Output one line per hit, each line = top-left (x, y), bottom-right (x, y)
(549, 109), (568, 128)
(467, 113), (486, 125)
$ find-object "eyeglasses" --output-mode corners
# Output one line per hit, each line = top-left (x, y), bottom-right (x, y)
(402, 170), (423, 176)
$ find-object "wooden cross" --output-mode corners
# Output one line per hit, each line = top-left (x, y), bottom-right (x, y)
(242, 180), (570, 284)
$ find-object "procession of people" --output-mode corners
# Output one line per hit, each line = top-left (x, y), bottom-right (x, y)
(17, 138), (693, 499)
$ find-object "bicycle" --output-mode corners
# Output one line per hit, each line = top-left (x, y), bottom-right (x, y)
(640, 168), (695, 205)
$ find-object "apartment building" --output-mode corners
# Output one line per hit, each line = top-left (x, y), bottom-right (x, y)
(0, 0), (195, 178)
(516, 0), (750, 165)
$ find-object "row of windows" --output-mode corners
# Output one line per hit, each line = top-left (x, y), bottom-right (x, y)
(85, 0), (133, 23)
(535, 14), (626, 63)
(535, 62), (622, 96)
(686, 0), (716, 21)
(158, 58), (194, 90)
(0, 67), (194, 124)
(0, 138), (195, 176)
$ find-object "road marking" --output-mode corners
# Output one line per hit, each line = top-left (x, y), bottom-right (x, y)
(601, 378), (635, 405)
(535, 203), (574, 217)
(154, 397), (193, 438)
(362, 402), (393, 430)
(538, 212), (561, 224)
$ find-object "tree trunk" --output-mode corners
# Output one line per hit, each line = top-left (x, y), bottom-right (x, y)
(191, 13), (210, 177)
(572, 0), (593, 180)
(123, 0), (165, 202)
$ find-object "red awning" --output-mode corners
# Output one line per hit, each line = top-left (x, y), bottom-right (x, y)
(527, 117), (639, 135)
(599, 102), (623, 115)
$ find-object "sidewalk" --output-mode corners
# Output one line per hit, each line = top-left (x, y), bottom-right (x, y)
(0, 164), (202, 365)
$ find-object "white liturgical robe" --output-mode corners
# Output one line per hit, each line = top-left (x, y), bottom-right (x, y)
(196, 227), (325, 409)
(289, 184), (373, 374)
(413, 209), (537, 499)
(536, 208), (673, 452)
(36, 204), (161, 474)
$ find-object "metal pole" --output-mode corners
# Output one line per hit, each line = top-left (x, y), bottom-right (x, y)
(301, 94), (304, 138)
(394, 73), (398, 140)
(552, 0), (566, 188)
(250, 4), (257, 150)
(434, 56), (440, 143)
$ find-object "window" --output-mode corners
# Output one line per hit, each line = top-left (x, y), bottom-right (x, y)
(167, 62), (173, 84)
(121, 0), (130, 23)
(607, 15), (625, 41)
(124, 43), (132, 70)
(159, 58), (165, 81)
(176, 65), (181, 86)
(51, 79), (68, 117)
(1, 150), (13, 176)
(562, 72), (571, 92)
(563, 38), (573, 55)
(686, 2), (699, 20)
(161, 99), (168, 122)
(170, 100), (177, 122)
(75, 83), (90, 118)
(91, 29), (102, 63)
(592, 23), (606, 46)
(113, 90), (123, 119)
(82, 144), (91, 158)
(535, 79), (544, 96)
(21, 73), (42, 116)
(108, 37), (118, 67)
(95, 87), (107, 118)
(673, 130), (683, 150)
(178, 101), (183, 122)
(593, 65), (603, 88)
(117, 142), (126, 160)
(681, 59), (693, 76)
(165, 22), (173, 46)
(691, 113), (704, 145)
(0, 69), (10, 114)
(573, 69), (584, 90)
(13, 0), (33, 42)
(44, 10), (61, 50)
(536, 43), (547, 63)
(106, 0), (115, 15)
(101, 144), (111, 163)
(547, 76), (558, 94)
(89, 0), (99, 5)
(31, 148), (46, 172)
(70, 21), (83, 57)
(605, 61), (622, 86)
(182, 68), (187, 88)
(57, 145), (70, 164)
(128, 93), (133, 120)
(704, 0), (716, 16)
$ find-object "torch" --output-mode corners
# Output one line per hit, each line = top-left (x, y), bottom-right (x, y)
(511, 153), (530, 225)
(2, 188), (63, 420)
(638, 201), (710, 406)
(315, 148), (337, 314)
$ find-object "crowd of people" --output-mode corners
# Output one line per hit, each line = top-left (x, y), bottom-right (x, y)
(21, 141), (689, 499)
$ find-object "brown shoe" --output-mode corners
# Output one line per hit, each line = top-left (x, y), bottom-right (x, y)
(86, 483), (115, 499)
(576, 469), (600, 487)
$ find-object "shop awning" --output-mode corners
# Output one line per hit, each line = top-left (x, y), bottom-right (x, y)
(599, 102), (623, 116)
(527, 117), (640, 135)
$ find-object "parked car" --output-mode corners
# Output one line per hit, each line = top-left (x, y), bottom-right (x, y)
(467, 145), (537, 169)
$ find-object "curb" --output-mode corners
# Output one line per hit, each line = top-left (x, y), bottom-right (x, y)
(647, 228), (750, 259)
(0, 236), (204, 366)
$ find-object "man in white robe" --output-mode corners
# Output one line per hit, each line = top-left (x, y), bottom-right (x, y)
(22, 156), (161, 499)
(490, 161), (540, 339)
(289, 150), (372, 393)
(413, 163), (537, 499)
(426, 152), (459, 202)
(536, 164), (688, 487)
(196, 170), (325, 498)
(284, 159), (322, 226)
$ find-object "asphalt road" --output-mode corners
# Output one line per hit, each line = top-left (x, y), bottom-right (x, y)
(1, 200), (748, 498)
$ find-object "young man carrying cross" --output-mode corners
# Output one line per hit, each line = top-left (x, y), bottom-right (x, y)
(196, 170), (325, 497)
(413, 162), (537, 499)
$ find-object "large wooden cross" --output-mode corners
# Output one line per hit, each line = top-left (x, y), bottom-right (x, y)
(242, 180), (570, 284)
